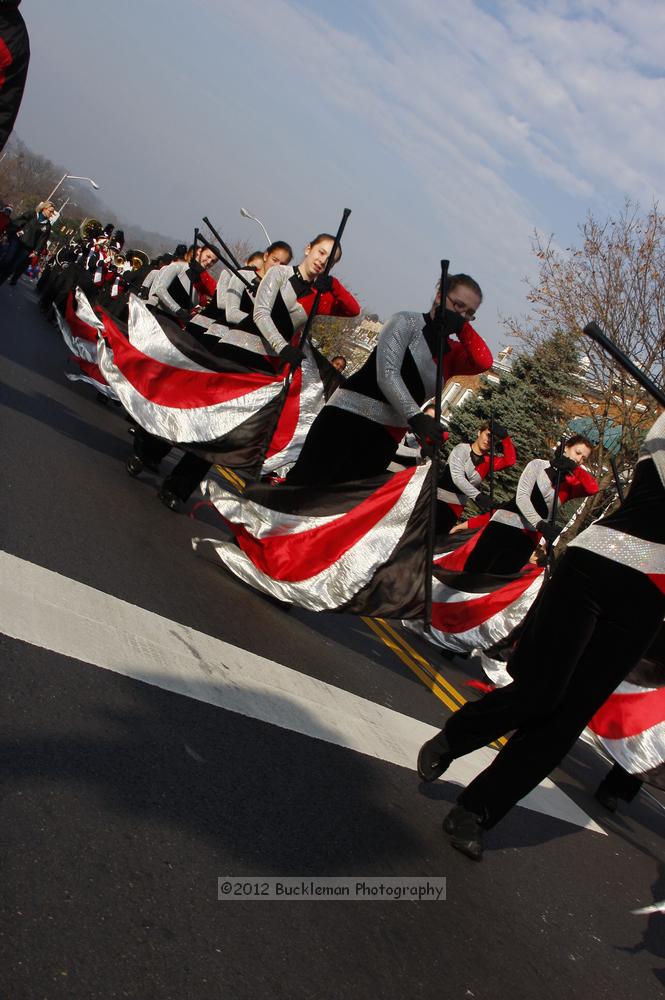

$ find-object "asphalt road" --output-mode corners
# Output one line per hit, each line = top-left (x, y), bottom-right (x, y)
(1, 278), (664, 1000)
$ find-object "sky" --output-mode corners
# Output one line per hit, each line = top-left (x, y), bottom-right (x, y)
(13, 0), (665, 348)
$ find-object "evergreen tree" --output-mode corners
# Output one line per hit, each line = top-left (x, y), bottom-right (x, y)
(446, 331), (580, 503)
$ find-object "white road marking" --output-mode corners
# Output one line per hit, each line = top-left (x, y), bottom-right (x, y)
(0, 550), (605, 834)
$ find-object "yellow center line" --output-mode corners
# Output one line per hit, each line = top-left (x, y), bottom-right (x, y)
(362, 616), (507, 748)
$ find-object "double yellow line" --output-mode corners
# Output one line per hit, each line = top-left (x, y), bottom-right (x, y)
(213, 464), (246, 495)
(362, 616), (506, 747)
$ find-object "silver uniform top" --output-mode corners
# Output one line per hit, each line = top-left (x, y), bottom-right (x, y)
(225, 269), (258, 327)
(437, 442), (483, 507)
(151, 261), (199, 315)
(569, 412), (665, 579)
(331, 311), (437, 427)
(253, 264), (308, 355)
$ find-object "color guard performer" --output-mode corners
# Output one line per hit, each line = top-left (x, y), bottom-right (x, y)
(286, 273), (492, 484)
(417, 411), (665, 861)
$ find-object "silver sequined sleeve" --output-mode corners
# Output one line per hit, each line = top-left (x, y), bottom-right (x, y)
(448, 443), (480, 500)
(642, 412), (665, 490)
(225, 269), (255, 326)
(253, 265), (294, 354)
(376, 312), (427, 422)
(152, 262), (188, 315)
(216, 270), (231, 310)
(515, 459), (547, 528)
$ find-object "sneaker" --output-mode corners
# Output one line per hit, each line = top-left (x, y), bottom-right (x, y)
(417, 732), (453, 782)
(443, 805), (485, 861)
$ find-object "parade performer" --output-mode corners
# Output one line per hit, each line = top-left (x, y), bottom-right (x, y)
(0, 0), (29, 153)
(435, 420), (516, 537)
(460, 435), (598, 575)
(416, 409), (665, 861)
(188, 242), (293, 341)
(0, 200), (55, 285)
(150, 243), (217, 323)
(285, 274), (492, 485)
(99, 228), (354, 505)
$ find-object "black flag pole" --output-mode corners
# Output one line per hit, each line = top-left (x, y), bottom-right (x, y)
(188, 226), (199, 313)
(424, 259), (449, 634)
(294, 207), (352, 353)
(544, 438), (565, 580)
(202, 216), (244, 272)
(248, 207), (352, 480)
(194, 230), (254, 291)
(609, 454), (626, 504)
(583, 322), (665, 408)
(488, 410), (495, 512)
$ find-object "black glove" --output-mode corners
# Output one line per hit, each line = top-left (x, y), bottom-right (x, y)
(186, 261), (204, 281)
(279, 344), (306, 369)
(408, 412), (446, 446)
(473, 492), (493, 513)
(549, 455), (577, 476)
(313, 273), (333, 294)
(432, 308), (466, 340)
(490, 418), (508, 440)
(537, 519), (561, 543)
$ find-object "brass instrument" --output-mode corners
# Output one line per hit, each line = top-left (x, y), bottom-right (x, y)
(79, 217), (103, 242)
(127, 248), (149, 271)
(114, 252), (126, 269)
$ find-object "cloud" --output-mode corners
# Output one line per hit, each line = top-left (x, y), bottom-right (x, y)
(19, 0), (664, 347)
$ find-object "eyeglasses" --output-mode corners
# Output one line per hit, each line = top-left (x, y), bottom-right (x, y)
(447, 296), (476, 321)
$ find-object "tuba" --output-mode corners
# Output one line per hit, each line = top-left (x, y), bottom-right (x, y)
(127, 249), (149, 271)
(79, 217), (103, 242)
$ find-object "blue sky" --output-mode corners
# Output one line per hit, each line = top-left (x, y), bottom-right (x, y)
(14, 0), (665, 348)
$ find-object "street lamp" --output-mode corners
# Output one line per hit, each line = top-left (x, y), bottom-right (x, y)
(240, 206), (271, 245)
(46, 173), (100, 201)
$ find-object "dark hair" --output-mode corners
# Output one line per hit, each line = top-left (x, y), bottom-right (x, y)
(436, 272), (483, 302)
(331, 355), (347, 366)
(564, 433), (593, 451)
(266, 240), (293, 261)
(308, 233), (342, 262)
(245, 251), (264, 266)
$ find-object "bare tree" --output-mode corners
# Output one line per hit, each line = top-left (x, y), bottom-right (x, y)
(505, 200), (664, 526)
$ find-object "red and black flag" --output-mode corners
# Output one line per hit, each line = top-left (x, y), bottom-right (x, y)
(405, 527), (544, 657)
(96, 294), (339, 477)
(589, 624), (665, 789)
(55, 289), (118, 399)
(0, 1), (29, 152)
(193, 463), (431, 619)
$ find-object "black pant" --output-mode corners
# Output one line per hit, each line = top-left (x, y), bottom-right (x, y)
(285, 406), (401, 485)
(133, 428), (210, 501)
(0, 239), (29, 285)
(441, 547), (664, 828)
(464, 521), (535, 575)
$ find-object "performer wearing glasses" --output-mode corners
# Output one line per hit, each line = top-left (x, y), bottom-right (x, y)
(286, 274), (493, 485)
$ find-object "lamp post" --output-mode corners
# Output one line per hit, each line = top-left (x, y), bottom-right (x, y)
(46, 173), (100, 202)
(239, 206), (271, 245)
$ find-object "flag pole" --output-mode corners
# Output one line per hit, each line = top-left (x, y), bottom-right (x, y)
(424, 259), (449, 634)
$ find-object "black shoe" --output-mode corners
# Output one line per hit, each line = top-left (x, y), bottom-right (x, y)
(443, 805), (485, 861)
(158, 488), (180, 511)
(594, 786), (618, 812)
(126, 455), (144, 477)
(417, 732), (453, 782)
